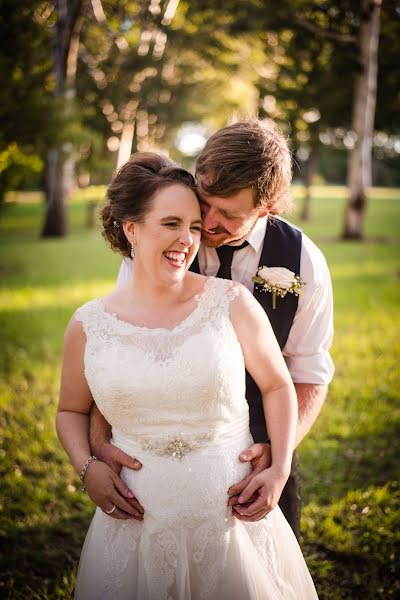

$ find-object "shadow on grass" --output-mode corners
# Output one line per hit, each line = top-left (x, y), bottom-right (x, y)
(300, 412), (400, 599)
(0, 513), (89, 598)
(302, 480), (400, 600)
(300, 411), (400, 506)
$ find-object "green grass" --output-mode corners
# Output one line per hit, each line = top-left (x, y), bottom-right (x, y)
(0, 186), (399, 598)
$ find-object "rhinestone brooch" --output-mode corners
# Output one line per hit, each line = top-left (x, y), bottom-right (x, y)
(142, 433), (212, 458)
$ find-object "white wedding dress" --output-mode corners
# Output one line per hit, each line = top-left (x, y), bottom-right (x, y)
(74, 277), (318, 600)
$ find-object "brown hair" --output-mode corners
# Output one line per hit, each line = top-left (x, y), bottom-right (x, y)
(195, 118), (293, 214)
(101, 152), (198, 257)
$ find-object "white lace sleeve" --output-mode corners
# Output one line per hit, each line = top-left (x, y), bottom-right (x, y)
(225, 281), (240, 303)
(74, 299), (102, 338)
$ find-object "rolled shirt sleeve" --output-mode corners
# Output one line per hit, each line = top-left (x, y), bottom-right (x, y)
(283, 234), (334, 385)
(116, 257), (133, 289)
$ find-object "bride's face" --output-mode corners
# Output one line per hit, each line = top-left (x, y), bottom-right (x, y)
(127, 183), (202, 286)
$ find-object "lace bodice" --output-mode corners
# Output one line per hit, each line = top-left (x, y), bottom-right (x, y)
(74, 277), (320, 600)
(75, 278), (248, 445)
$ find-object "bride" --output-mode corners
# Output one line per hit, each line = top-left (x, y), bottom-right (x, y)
(56, 152), (318, 599)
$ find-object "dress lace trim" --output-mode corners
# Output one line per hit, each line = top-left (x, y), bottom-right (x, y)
(76, 277), (239, 338)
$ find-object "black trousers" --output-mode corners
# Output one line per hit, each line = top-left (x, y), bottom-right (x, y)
(277, 452), (301, 541)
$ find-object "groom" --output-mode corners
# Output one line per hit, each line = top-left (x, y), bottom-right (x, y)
(90, 118), (334, 540)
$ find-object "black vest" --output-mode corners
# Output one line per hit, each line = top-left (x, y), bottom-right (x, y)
(190, 217), (302, 442)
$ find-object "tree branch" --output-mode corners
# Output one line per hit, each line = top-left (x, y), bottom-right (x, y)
(295, 15), (357, 45)
(89, 0), (129, 52)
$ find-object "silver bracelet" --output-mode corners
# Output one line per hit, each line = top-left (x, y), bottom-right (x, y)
(80, 455), (98, 492)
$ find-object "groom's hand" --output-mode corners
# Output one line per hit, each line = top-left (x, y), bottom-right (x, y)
(94, 441), (142, 475)
(227, 442), (271, 517)
(89, 404), (144, 515)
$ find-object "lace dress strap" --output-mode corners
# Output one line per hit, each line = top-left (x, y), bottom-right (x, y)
(197, 277), (239, 320)
(74, 298), (104, 338)
(73, 277), (239, 342)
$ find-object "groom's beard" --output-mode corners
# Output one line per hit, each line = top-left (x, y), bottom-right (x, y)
(201, 221), (257, 249)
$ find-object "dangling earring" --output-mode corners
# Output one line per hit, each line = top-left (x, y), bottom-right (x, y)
(130, 241), (135, 259)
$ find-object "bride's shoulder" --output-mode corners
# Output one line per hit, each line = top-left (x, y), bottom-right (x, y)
(213, 279), (252, 305)
(195, 277), (253, 313)
(189, 274), (249, 302)
(227, 282), (259, 314)
(69, 297), (105, 337)
(73, 297), (102, 322)
(63, 296), (106, 352)
(73, 285), (126, 318)
(62, 299), (99, 348)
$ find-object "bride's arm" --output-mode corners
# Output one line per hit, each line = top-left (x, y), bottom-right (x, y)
(56, 317), (143, 521)
(229, 284), (298, 519)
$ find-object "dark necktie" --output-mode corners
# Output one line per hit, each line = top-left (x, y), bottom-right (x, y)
(216, 241), (249, 280)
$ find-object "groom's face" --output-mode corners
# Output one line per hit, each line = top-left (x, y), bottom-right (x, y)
(197, 187), (267, 248)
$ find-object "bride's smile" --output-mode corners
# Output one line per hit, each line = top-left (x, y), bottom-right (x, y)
(124, 183), (202, 288)
(163, 250), (188, 268)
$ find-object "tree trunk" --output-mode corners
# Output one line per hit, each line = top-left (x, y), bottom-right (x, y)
(117, 121), (136, 169)
(42, 148), (67, 236)
(86, 200), (97, 229)
(41, 0), (82, 238)
(300, 143), (318, 222)
(342, 0), (381, 240)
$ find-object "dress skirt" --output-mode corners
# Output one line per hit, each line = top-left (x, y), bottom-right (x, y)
(75, 421), (318, 600)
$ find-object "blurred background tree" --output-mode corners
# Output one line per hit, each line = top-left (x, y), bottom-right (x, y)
(0, 0), (398, 238)
(0, 0), (53, 204)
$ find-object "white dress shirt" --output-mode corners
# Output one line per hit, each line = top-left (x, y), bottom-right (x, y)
(116, 216), (334, 385)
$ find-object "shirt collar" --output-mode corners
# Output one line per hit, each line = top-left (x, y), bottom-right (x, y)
(243, 215), (268, 253)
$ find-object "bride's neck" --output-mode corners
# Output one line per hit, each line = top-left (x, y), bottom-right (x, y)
(128, 272), (187, 309)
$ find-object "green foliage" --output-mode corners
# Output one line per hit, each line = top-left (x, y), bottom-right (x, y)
(0, 0), (53, 146)
(0, 144), (43, 202)
(3, 0), (400, 198)
(0, 187), (399, 598)
(303, 484), (400, 598)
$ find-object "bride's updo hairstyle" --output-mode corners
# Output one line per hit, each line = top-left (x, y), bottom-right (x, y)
(101, 152), (198, 257)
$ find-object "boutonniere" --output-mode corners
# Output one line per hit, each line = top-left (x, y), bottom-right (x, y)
(252, 266), (305, 309)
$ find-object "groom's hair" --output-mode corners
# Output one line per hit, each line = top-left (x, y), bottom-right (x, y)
(101, 152), (198, 257)
(195, 118), (293, 214)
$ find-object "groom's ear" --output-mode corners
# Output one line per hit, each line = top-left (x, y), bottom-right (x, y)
(257, 207), (269, 219)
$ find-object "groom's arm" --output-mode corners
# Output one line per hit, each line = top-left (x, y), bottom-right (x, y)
(89, 405), (142, 473)
(294, 383), (328, 446)
(227, 384), (327, 500)
(89, 406), (145, 517)
(228, 244), (334, 517)
(284, 240), (334, 430)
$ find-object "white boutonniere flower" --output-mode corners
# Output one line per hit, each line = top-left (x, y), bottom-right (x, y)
(252, 266), (305, 309)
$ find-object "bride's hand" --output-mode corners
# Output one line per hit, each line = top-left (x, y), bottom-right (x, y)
(231, 465), (289, 522)
(83, 460), (144, 521)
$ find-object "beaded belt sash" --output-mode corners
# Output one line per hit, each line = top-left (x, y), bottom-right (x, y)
(141, 432), (214, 459)
(111, 411), (250, 459)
